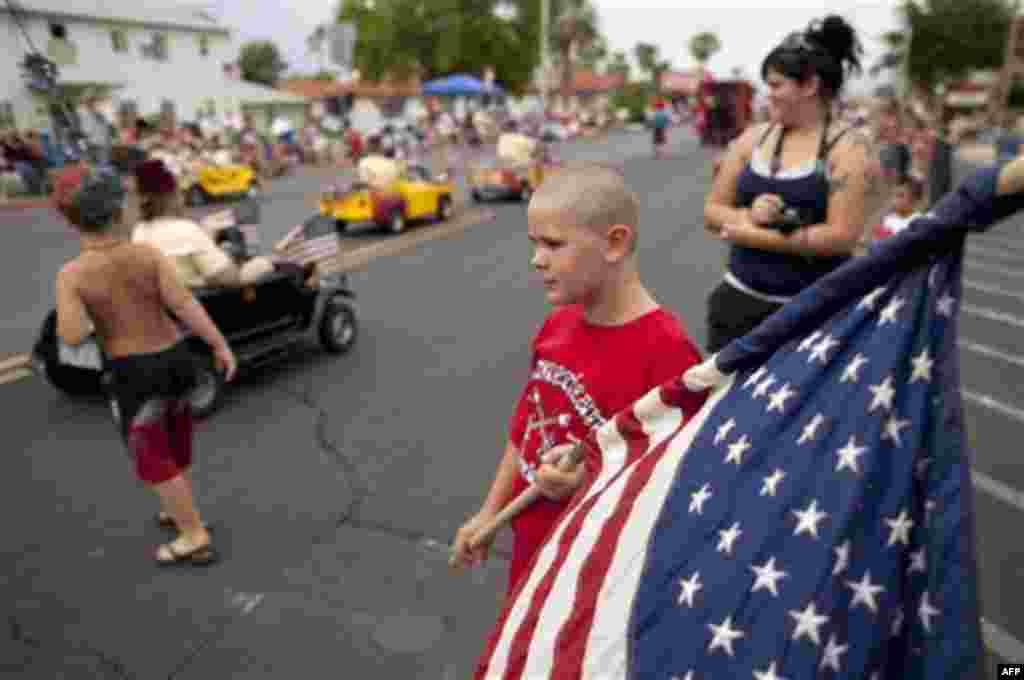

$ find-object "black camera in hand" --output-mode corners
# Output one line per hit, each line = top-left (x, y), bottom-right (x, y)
(775, 206), (809, 235)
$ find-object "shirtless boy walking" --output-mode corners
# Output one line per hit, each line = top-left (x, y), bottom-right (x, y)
(53, 163), (236, 566)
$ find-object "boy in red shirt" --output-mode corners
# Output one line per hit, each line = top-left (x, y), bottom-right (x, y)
(450, 163), (703, 594)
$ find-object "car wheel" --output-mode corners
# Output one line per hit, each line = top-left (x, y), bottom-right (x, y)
(389, 209), (406, 234)
(246, 184), (260, 199)
(436, 195), (454, 222)
(319, 300), (358, 354)
(187, 186), (206, 207)
(520, 184), (533, 203)
(189, 353), (224, 419)
(335, 219), (348, 235)
(471, 188), (482, 203)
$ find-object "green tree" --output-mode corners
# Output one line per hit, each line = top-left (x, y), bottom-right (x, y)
(577, 34), (609, 70)
(552, 0), (600, 98)
(611, 82), (654, 122)
(307, 25), (327, 60)
(873, 0), (1015, 110)
(238, 40), (289, 86)
(688, 31), (721, 67)
(606, 49), (630, 80)
(633, 41), (670, 89)
(870, 30), (907, 78)
(336, 0), (540, 94)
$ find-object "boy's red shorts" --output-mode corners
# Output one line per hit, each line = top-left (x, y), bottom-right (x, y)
(104, 341), (199, 485)
(125, 400), (194, 484)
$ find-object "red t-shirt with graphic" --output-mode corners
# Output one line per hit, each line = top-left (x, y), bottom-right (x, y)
(505, 304), (703, 592)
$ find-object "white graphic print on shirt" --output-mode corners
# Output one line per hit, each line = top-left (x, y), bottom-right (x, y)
(517, 359), (607, 484)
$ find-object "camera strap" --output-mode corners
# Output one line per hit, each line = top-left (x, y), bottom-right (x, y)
(770, 108), (832, 177)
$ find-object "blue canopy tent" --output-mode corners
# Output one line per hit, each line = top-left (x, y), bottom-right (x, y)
(421, 74), (503, 98)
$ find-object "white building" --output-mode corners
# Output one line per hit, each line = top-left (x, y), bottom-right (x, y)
(0, 0), (307, 132)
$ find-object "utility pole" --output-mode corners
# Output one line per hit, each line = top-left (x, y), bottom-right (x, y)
(993, 3), (1024, 128)
(540, 0), (550, 110)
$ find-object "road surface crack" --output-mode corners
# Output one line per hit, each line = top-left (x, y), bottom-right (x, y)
(6, 615), (134, 679)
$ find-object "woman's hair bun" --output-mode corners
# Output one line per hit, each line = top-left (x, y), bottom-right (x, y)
(808, 14), (862, 73)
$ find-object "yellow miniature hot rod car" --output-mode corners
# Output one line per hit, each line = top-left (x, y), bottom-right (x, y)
(468, 133), (560, 204)
(184, 164), (260, 207)
(319, 159), (454, 234)
(468, 158), (554, 204)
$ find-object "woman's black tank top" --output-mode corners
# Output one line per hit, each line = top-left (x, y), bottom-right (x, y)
(728, 117), (851, 298)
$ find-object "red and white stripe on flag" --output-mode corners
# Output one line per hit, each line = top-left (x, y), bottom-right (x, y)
(476, 377), (709, 680)
(271, 223), (339, 267)
(238, 224), (262, 251)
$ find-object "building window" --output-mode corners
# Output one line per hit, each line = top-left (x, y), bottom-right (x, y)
(46, 22), (78, 66)
(141, 33), (169, 61)
(198, 34), (210, 58)
(111, 29), (128, 53)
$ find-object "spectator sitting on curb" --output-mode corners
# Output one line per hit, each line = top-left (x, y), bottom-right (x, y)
(2, 129), (47, 195)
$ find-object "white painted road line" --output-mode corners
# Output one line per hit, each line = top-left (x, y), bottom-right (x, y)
(963, 389), (1024, 424)
(962, 303), (1024, 329)
(973, 470), (1024, 515)
(968, 244), (1024, 263)
(959, 338), (1024, 368)
(982, 617), (1024, 663)
(966, 259), (1024, 278)
(964, 278), (1024, 303)
(970, 232), (1024, 250)
(973, 233), (1024, 253)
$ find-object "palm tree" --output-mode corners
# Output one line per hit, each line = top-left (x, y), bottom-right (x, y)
(606, 49), (630, 80)
(552, 0), (600, 104)
(306, 24), (327, 72)
(688, 31), (721, 69)
(633, 42), (669, 89)
(578, 35), (609, 71)
(871, 30), (907, 78)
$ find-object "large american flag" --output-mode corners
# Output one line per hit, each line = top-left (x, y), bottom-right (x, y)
(474, 164), (1024, 679)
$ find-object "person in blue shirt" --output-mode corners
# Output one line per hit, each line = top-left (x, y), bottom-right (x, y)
(652, 100), (670, 158)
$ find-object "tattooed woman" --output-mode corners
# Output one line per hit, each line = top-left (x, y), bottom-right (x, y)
(702, 15), (891, 353)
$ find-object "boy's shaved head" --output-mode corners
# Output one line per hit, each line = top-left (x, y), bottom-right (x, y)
(529, 163), (640, 248)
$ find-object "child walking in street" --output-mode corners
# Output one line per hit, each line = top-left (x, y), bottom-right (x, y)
(652, 100), (670, 158)
(450, 163), (703, 595)
(52, 163), (236, 566)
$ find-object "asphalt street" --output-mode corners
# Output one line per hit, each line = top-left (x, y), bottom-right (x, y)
(2, 128), (1022, 678)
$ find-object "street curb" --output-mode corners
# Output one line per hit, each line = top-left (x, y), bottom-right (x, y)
(0, 197), (53, 212)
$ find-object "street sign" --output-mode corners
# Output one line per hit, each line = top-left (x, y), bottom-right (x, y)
(328, 22), (356, 70)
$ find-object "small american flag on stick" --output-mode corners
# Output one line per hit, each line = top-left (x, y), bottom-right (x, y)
(272, 214), (340, 267)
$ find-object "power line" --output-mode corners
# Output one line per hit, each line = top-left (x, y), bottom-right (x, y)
(3, 0), (41, 55)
